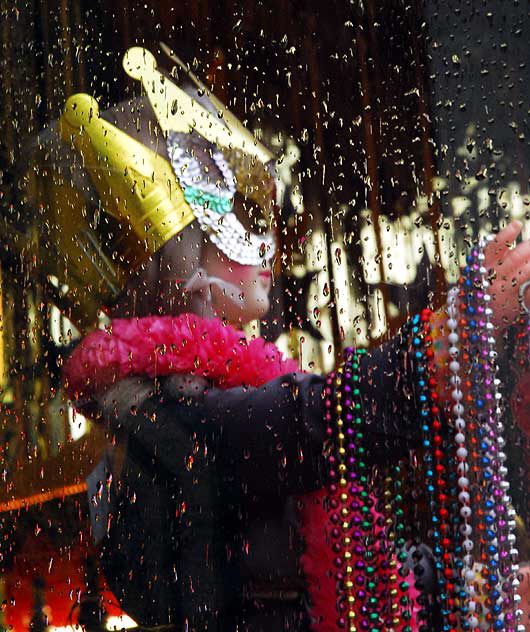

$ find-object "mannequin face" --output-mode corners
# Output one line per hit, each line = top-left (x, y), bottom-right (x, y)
(200, 240), (272, 326)
(111, 225), (273, 326)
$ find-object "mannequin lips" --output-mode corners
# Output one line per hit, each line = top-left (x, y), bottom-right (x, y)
(258, 270), (272, 289)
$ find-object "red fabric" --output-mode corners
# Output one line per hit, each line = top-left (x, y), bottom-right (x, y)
(64, 314), (419, 631)
(298, 490), (339, 631)
(5, 534), (123, 632)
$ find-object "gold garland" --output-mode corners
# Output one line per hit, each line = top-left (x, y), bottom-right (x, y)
(0, 482), (87, 513)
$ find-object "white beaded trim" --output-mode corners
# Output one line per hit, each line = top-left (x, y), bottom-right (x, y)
(167, 133), (276, 266)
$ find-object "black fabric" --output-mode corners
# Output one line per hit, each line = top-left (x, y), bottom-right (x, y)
(99, 332), (425, 631)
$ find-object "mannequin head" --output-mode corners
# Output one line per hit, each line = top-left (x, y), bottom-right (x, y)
(30, 92), (275, 332)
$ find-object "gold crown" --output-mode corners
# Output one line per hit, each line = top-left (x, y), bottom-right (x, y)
(123, 47), (275, 211)
(123, 47), (273, 163)
(28, 48), (276, 332)
(29, 93), (194, 329)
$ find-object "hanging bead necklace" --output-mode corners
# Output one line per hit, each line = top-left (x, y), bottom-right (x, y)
(477, 237), (523, 632)
(320, 232), (526, 631)
(460, 247), (506, 630)
(447, 285), (481, 629)
(324, 347), (417, 631)
(324, 362), (361, 631)
(471, 248), (503, 629)
(411, 307), (460, 630)
(456, 242), (523, 631)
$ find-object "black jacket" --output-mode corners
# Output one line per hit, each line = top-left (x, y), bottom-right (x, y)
(97, 335), (426, 631)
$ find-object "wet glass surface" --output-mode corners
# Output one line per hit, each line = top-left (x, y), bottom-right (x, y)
(1, 2), (530, 630)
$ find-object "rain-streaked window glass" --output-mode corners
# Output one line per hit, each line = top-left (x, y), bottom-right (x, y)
(2, 2), (530, 631)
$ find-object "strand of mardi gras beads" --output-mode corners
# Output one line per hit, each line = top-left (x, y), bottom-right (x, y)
(384, 461), (418, 630)
(451, 257), (503, 631)
(437, 300), (465, 632)
(384, 320), (443, 632)
(476, 250), (507, 629)
(460, 252), (493, 629)
(461, 248), (507, 629)
(459, 244), (523, 631)
(466, 249), (500, 629)
(447, 285), (481, 629)
(324, 370), (358, 630)
(477, 238), (523, 632)
(467, 244), (514, 631)
(325, 357), (366, 631)
(429, 314), (461, 631)
(325, 347), (419, 631)
(412, 308), (460, 630)
(340, 348), (389, 632)
(431, 304), (465, 628)
(460, 249), (502, 628)
(413, 292), (488, 631)
(473, 246), (508, 630)
(341, 347), (416, 631)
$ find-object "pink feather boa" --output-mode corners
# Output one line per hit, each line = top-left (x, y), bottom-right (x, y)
(64, 314), (419, 630)
(63, 314), (299, 397)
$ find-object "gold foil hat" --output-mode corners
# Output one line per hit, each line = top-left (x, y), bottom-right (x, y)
(29, 94), (194, 329)
(28, 48), (277, 331)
